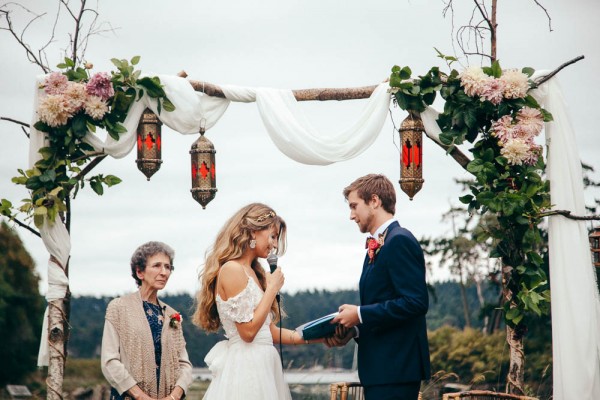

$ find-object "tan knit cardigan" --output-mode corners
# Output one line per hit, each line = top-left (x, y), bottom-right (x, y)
(102, 291), (193, 398)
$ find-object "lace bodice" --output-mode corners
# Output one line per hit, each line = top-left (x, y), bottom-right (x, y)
(216, 277), (271, 340)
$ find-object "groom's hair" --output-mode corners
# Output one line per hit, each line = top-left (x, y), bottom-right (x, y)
(343, 174), (396, 215)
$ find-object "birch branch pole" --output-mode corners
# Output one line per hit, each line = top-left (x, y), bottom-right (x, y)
(179, 71), (472, 170)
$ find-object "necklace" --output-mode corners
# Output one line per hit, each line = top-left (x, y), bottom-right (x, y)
(143, 300), (164, 324)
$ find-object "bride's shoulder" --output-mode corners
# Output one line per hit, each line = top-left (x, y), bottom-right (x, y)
(218, 261), (251, 301)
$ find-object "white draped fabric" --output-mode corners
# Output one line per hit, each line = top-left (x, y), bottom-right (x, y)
(531, 76), (600, 400)
(29, 73), (600, 400)
(220, 82), (391, 165)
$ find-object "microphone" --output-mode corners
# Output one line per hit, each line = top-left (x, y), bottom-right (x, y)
(266, 252), (280, 303)
(267, 252), (278, 274)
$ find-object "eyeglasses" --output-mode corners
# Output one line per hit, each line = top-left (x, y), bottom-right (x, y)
(147, 262), (174, 272)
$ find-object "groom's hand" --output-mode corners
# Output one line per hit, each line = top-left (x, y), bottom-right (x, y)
(333, 304), (360, 328)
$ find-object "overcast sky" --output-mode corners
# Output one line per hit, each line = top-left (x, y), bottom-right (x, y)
(1, 0), (598, 298)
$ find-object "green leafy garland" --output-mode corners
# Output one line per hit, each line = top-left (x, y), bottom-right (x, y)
(1, 56), (174, 228)
(390, 54), (552, 329)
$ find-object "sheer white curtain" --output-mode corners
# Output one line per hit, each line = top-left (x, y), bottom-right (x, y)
(419, 75), (600, 399)
(531, 75), (600, 400)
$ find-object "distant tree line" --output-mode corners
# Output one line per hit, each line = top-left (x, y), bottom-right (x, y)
(66, 283), (499, 369)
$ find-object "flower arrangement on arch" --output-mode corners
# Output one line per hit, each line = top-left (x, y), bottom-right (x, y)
(36, 56), (174, 141)
(388, 54), (552, 328)
(9, 56), (175, 227)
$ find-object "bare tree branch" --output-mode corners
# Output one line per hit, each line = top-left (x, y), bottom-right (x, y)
(533, 55), (584, 88)
(1, 116), (30, 138)
(70, 154), (106, 187)
(532, 0), (552, 32)
(1, 116), (30, 127)
(0, 6), (51, 72)
(538, 209), (600, 221)
(1, 215), (41, 237)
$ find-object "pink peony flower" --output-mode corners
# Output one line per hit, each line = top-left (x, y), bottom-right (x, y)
(43, 72), (69, 95)
(38, 94), (73, 127)
(516, 107), (544, 137)
(86, 72), (114, 101)
(84, 96), (109, 120)
(500, 69), (530, 99)
(480, 79), (506, 105)
(500, 138), (531, 166)
(459, 66), (489, 97)
(63, 82), (88, 113)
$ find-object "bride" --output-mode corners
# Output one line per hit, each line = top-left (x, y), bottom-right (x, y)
(193, 203), (322, 400)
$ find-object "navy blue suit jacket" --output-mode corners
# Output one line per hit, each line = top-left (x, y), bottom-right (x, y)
(356, 221), (431, 386)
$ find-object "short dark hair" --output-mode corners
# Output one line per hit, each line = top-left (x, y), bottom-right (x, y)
(343, 174), (396, 215)
(130, 241), (175, 287)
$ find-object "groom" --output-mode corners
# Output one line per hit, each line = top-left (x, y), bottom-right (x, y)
(329, 174), (431, 400)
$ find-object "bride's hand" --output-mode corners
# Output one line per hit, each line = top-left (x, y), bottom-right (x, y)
(266, 266), (285, 294)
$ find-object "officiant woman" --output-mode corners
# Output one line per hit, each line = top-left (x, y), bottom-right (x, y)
(101, 241), (193, 400)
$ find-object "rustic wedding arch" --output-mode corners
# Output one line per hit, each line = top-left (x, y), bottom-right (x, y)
(2, 1), (599, 400)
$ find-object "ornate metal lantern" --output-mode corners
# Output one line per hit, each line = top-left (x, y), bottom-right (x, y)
(398, 111), (424, 200)
(136, 108), (163, 180)
(190, 126), (217, 209)
(590, 227), (600, 267)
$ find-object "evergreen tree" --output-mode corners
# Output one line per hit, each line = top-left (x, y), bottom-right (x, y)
(0, 222), (45, 385)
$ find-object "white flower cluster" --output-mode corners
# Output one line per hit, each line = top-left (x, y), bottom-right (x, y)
(459, 67), (530, 105)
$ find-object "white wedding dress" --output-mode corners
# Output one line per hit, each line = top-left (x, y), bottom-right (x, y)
(203, 275), (292, 400)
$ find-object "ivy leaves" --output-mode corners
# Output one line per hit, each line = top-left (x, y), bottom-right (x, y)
(390, 65), (443, 112)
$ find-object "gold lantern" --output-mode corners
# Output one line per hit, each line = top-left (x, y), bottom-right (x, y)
(136, 108), (163, 180)
(590, 227), (600, 267)
(190, 126), (217, 209)
(398, 111), (424, 200)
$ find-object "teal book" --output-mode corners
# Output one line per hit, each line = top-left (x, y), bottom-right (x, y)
(296, 312), (339, 341)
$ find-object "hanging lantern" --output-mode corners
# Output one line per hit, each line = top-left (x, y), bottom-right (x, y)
(590, 227), (600, 267)
(398, 111), (424, 200)
(136, 108), (163, 180)
(190, 125), (217, 209)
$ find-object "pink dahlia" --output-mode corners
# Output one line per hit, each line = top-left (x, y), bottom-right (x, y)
(500, 138), (531, 166)
(63, 82), (88, 113)
(491, 115), (515, 141)
(84, 96), (109, 120)
(524, 144), (543, 166)
(516, 107), (544, 137)
(38, 94), (73, 127)
(86, 72), (114, 101)
(43, 72), (69, 95)
(500, 69), (530, 99)
(459, 66), (489, 97)
(480, 79), (506, 105)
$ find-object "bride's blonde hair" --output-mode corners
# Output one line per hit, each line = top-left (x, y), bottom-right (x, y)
(192, 203), (287, 332)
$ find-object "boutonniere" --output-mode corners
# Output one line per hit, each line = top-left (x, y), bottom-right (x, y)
(365, 233), (386, 264)
(169, 312), (182, 329)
